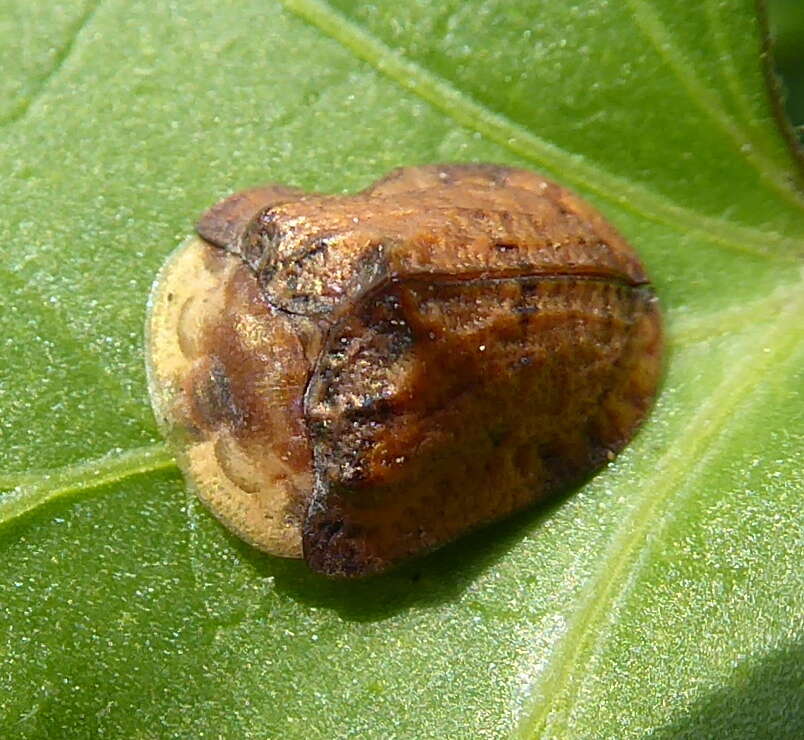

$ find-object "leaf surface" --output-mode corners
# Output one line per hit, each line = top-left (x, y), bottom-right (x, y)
(1, 1), (802, 737)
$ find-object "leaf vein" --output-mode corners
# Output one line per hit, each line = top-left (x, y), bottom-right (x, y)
(279, 0), (802, 260)
(669, 270), (804, 346)
(0, 0), (105, 128)
(515, 283), (804, 737)
(625, 0), (804, 206)
(704, 0), (786, 164)
(0, 443), (177, 526)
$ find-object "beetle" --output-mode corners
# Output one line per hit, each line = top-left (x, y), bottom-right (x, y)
(145, 164), (662, 577)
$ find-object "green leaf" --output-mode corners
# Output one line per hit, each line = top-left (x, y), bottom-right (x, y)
(2, 0), (802, 736)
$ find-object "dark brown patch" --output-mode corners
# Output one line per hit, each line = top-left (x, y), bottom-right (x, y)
(191, 357), (245, 431)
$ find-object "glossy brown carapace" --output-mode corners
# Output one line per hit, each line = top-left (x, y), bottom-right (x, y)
(146, 164), (662, 577)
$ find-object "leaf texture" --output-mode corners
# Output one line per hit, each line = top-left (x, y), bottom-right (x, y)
(1, 1), (802, 737)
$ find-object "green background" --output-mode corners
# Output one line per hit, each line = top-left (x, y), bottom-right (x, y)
(1, 1), (802, 737)
(769, 0), (804, 138)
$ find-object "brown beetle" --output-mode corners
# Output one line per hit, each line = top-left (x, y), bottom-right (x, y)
(146, 164), (662, 577)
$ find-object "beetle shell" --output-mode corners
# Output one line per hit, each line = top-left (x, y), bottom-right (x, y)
(145, 164), (662, 577)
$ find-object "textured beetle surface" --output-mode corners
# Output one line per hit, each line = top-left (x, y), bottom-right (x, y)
(146, 164), (663, 577)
